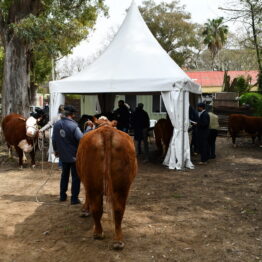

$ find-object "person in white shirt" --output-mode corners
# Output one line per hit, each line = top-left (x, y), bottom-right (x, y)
(39, 105), (64, 133)
(208, 111), (219, 159)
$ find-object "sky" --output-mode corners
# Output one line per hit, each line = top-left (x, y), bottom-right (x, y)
(66, 0), (229, 60)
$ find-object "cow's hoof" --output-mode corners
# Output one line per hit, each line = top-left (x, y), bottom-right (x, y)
(19, 166), (23, 170)
(32, 165), (36, 169)
(93, 232), (104, 240)
(113, 241), (125, 250)
(80, 210), (91, 217)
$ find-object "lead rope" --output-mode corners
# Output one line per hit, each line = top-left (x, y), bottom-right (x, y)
(35, 158), (64, 205)
(35, 134), (66, 206)
(37, 133), (45, 172)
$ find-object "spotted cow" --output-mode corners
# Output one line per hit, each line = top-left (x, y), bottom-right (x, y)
(2, 114), (39, 167)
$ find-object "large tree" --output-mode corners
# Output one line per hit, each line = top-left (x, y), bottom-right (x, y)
(220, 0), (262, 90)
(139, 0), (198, 67)
(202, 17), (228, 70)
(0, 0), (104, 117)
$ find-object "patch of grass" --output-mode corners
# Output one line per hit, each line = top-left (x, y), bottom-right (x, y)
(173, 194), (183, 199)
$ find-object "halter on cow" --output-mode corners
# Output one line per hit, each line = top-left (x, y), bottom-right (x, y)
(25, 116), (39, 138)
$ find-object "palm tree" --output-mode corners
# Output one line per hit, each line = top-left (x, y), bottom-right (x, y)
(202, 17), (229, 70)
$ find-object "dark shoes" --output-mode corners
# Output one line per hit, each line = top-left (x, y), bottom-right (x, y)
(60, 193), (81, 205)
(59, 196), (67, 202)
(71, 199), (81, 205)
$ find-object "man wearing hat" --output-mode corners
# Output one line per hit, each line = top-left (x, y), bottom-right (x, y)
(52, 105), (83, 204)
(195, 103), (210, 164)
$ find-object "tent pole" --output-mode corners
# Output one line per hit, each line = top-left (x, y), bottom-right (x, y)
(181, 90), (185, 170)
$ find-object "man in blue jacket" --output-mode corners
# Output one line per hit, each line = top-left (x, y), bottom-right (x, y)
(52, 105), (83, 204)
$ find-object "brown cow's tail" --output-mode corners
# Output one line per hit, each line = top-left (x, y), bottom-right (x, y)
(103, 128), (114, 219)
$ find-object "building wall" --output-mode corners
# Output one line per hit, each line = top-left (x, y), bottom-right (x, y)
(202, 85), (258, 94)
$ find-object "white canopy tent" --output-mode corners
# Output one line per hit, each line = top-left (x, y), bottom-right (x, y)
(49, 0), (201, 169)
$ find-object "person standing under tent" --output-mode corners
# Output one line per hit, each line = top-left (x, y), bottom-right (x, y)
(113, 100), (130, 133)
(52, 105), (83, 204)
(40, 104), (64, 132)
(131, 103), (150, 162)
(208, 111), (219, 159)
(39, 104), (64, 168)
(189, 105), (199, 155)
(194, 103), (210, 165)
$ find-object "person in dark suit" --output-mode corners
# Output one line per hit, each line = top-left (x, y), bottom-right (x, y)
(189, 105), (199, 155)
(131, 103), (150, 161)
(113, 100), (130, 133)
(194, 103), (210, 164)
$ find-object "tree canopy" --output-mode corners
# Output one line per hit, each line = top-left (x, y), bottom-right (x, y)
(202, 17), (228, 70)
(139, 0), (198, 67)
(220, 0), (262, 89)
(0, 0), (105, 116)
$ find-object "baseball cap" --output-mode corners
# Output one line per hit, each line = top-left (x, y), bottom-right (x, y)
(64, 105), (77, 114)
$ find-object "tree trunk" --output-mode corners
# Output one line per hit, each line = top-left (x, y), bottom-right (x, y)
(1, 37), (31, 117)
(250, 3), (262, 91)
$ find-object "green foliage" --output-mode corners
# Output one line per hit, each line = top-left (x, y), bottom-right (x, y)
(8, 1), (105, 57)
(31, 50), (52, 87)
(139, 0), (198, 67)
(240, 92), (262, 116)
(231, 75), (252, 95)
(202, 17), (228, 69)
(221, 0), (262, 90)
(0, 0), (106, 87)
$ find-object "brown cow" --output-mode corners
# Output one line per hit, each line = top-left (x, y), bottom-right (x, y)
(76, 117), (137, 250)
(154, 117), (173, 157)
(228, 114), (262, 146)
(2, 113), (39, 167)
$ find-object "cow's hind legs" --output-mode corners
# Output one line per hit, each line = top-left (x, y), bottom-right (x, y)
(112, 196), (126, 250)
(29, 149), (36, 168)
(15, 146), (24, 168)
(232, 134), (237, 148)
(80, 193), (91, 217)
(91, 194), (104, 240)
(8, 145), (13, 158)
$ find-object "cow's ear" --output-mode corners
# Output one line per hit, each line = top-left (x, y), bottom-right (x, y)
(92, 117), (98, 125)
(111, 120), (117, 127)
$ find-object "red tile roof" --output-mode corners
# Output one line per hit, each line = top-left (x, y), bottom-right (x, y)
(186, 71), (258, 87)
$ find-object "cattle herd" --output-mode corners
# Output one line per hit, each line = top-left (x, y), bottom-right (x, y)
(0, 111), (261, 250)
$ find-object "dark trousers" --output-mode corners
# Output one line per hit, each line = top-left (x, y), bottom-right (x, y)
(135, 128), (149, 159)
(208, 129), (218, 159)
(60, 162), (80, 201)
(197, 129), (209, 162)
(190, 126), (198, 153)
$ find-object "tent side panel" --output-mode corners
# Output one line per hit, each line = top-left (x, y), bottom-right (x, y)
(81, 95), (99, 115)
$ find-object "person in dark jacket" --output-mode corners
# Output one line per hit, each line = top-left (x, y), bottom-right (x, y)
(189, 105), (199, 155)
(52, 105), (83, 204)
(195, 103), (210, 164)
(113, 100), (130, 133)
(131, 103), (150, 161)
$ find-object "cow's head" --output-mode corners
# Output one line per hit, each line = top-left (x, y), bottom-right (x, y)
(26, 116), (38, 138)
(93, 116), (117, 129)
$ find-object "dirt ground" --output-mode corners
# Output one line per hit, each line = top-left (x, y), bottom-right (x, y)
(0, 137), (261, 262)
